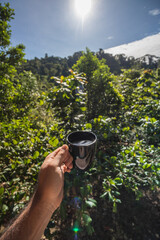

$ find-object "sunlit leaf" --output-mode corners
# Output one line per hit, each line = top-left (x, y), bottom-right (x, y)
(33, 151), (40, 159)
(82, 214), (92, 225)
(85, 199), (97, 208)
(85, 123), (92, 129)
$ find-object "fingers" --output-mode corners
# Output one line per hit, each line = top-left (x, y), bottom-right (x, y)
(57, 145), (73, 172)
(64, 155), (73, 169)
(44, 144), (73, 172)
(61, 163), (72, 173)
(68, 162), (73, 169)
(45, 147), (61, 161)
(61, 164), (68, 174)
(45, 145), (68, 163)
(55, 145), (69, 166)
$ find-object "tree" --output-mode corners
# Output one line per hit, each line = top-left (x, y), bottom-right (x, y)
(91, 64), (123, 118)
(0, 3), (25, 76)
(0, 3), (38, 122)
(48, 71), (86, 132)
(96, 49), (121, 74)
(73, 48), (123, 120)
(73, 48), (100, 120)
(0, 2), (14, 48)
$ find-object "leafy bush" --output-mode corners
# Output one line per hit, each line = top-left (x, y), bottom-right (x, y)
(0, 3), (160, 239)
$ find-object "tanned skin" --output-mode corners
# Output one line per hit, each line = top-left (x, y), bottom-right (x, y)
(0, 145), (73, 240)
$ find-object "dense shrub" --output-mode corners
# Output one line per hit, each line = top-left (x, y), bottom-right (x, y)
(0, 3), (160, 239)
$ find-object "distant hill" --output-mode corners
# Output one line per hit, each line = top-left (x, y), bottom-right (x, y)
(21, 40), (160, 79)
(104, 33), (160, 59)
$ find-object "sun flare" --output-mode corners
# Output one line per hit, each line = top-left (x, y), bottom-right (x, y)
(75, 0), (92, 19)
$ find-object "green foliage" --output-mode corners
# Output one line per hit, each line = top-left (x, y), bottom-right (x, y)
(0, 2), (14, 48)
(20, 51), (84, 82)
(73, 48), (123, 120)
(91, 66), (123, 117)
(20, 50), (159, 83)
(48, 71), (87, 132)
(0, 3), (160, 239)
(0, 70), (38, 121)
(0, 3), (25, 74)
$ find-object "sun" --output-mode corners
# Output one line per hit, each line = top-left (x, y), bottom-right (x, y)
(75, 0), (92, 19)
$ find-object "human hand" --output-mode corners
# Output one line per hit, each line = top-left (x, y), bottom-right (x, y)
(0, 145), (73, 240)
(35, 145), (73, 211)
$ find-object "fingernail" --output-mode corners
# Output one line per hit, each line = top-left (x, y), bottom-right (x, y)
(61, 145), (68, 150)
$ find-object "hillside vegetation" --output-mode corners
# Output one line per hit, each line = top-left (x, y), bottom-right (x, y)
(0, 3), (160, 240)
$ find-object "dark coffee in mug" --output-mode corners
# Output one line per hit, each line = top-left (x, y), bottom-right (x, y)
(67, 131), (97, 170)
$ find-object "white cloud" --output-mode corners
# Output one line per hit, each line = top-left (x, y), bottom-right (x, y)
(149, 9), (160, 16)
(104, 33), (160, 58)
(107, 36), (114, 40)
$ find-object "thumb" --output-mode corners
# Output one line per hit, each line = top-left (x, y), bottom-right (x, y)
(61, 144), (68, 151)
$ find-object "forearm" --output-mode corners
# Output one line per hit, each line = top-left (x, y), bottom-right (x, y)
(1, 193), (55, 240)
(0, 145), (72, 240)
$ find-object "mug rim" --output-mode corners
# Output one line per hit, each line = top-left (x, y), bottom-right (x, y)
(67, 130), (97, 146)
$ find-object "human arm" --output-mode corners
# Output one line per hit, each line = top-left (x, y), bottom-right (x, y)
(0, 144), (73, 240)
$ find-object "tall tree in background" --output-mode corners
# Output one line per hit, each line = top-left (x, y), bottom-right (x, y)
(73, 48), (123, 120)
(73, 48), (100, 120)
(0, 3), (38, 122)
(0, 2), (25, 75)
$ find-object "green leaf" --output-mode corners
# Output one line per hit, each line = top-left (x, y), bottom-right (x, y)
(88, 198), (97, 204)
(85, 123), (92, 129)
(0, 187), (4, 196)
(100, 192), (107, 198)
(125, 149), (130, 154)
(2, 204), (9, 213)
(26, 196), (30, 201)
(122, 127), (130, 132)
(103, 133), (108, 139)
(4, 142), (9, 147)
(11, 163), (16, 169)
(108, 192), (114, 202)
(33, 151), (40, 159)
(80, 107), (87, 111)
(43, 152), (49, 157)
(109, 179), (115, 186)
(143, 163), (151, 169)
(39, 100), (44, 106)
(13, 139), (17, 145)
(11, 187), (17, 194)
(114, 177), (123, 185)
(113, 202), (117, 213)
(49, 138), (59, 147)
(82, 214), (92, 225)
(27, 159), (31, 164)
(85, 199), (97, 208)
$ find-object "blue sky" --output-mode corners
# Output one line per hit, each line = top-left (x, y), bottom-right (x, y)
(2, 0), (160, 59)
